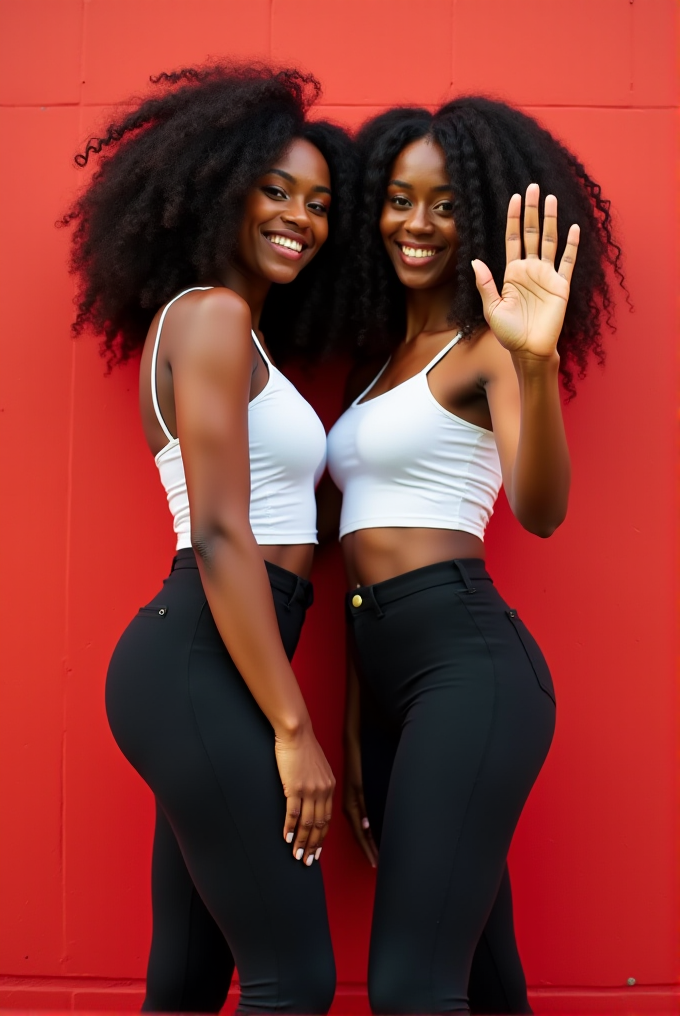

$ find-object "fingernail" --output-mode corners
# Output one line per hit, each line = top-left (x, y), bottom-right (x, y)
(315, 847), (322, 860)
(296, 848), (304, 861)
(306, 855), (314, 866)
(361, 817), (370, 830)
(286, 832), (294, 844)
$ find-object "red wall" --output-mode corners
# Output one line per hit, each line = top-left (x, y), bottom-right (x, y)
(0, 1), (678, 1012)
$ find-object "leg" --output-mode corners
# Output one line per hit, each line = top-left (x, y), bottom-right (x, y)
(143, 801), (234, 1013)
(468, 866), (530, 1015)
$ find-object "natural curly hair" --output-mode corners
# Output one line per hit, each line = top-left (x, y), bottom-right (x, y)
(352, 97), (627, 394)
(61, 64), (357, 366)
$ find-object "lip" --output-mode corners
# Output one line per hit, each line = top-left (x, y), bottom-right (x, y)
(263, 228), (310, 262)
(394, 240), (444, 267)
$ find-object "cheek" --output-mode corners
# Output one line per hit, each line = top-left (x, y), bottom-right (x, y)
(379, 205), (396, 244)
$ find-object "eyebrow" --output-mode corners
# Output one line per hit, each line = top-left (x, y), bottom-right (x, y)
(267, 168), (332, 196)
(388, 179), (452, 193)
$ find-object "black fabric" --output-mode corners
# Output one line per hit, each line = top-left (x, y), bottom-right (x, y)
(347, 558), (556, 1015)
(106, 549), (335, 1014)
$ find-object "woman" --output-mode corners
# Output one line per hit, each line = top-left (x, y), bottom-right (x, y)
(64, 65), (355, 1014)
(327, 98), (623, 1014)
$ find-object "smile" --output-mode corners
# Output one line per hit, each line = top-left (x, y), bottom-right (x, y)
(396, 242), (442, 263)
(263, 232), (308, 261)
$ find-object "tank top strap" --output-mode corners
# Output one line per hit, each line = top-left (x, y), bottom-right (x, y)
(250, 329), (273, 369)
(151, 286), (214, 442)
(422, 331), (463, 374)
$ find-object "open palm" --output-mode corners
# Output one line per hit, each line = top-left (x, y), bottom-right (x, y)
(472, 184), (580, 359)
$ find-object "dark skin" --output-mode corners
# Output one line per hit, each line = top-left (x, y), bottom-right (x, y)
(139, 138), (335, 867)
(341, 137), (579, 865)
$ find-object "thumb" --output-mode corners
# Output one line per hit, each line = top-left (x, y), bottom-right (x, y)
(471, 259), (501, 324)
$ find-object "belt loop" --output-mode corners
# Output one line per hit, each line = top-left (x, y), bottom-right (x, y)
(365, 585), (384, 619)
(286, 576), (313, 611)
(453, 558), (476, 594)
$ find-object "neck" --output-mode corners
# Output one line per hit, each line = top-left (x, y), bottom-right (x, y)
(211, 260), (271, 331)
(404, 282), (457, 343)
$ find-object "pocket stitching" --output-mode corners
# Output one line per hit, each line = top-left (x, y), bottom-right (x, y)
(506, 610), (556, 705)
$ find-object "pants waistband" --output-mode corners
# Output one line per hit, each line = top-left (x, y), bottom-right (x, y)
(346, 558), (490, 618)
(171, 548), (314, 609)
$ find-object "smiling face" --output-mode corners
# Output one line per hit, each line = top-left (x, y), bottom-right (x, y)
(233, 137), (332, 285)
(380, 137), (459, 290)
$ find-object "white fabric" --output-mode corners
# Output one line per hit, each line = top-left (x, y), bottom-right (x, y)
(327, 334), (502, 541)
(152, 288), (327, 550)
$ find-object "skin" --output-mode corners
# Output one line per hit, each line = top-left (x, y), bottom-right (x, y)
(138, 137), (335, 866)
(342, 137), (579, 865)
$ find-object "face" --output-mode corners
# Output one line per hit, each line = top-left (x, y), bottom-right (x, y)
(380, 137), (458, 290)
(234, 137), (331, 284)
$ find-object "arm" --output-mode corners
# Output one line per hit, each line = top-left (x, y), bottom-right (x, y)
(472, 185), (579, 537)
(173, 290), (334, 864)
(342, 635), (378, 867)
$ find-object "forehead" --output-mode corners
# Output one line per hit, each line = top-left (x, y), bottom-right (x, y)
(390, 138), (449, 185)
(275, 137), (330, 187)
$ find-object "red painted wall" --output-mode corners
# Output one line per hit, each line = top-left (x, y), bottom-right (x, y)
(0, 1), (678, 1012)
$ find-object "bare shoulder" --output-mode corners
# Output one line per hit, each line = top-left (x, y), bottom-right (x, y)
(169, 287), (253, 373)
(465, 326), (515, 384)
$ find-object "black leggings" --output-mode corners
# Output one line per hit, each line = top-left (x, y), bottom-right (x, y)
(105, 549), (335, 1014)
(347, 559), (556, 1015)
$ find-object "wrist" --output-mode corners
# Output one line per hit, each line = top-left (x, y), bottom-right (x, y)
(512, 349), (560, 381)
(275, 712), (312, 743)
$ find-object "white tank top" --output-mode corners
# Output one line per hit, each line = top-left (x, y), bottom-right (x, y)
(326, 334), (502, 541)
(152, 288), (327, 550)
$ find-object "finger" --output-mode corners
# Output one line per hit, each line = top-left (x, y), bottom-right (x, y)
(541, 194), (558, 266)
(471, 259), (502, 325)
(283, 795), (301, 845)
(523, 183), (540, 258)
(303, 795), (330, 865)
(505, 193), (522, 264)
(344, 795), (378, 867)
(314, 789), (334, 858)
(557, 223), (580, 284)
(357, 790), (379, 867)
(292, 795), (315, 862)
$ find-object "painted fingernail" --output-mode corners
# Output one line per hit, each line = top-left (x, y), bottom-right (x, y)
(296, 848), (304, 861)
(306, 855), (314, 866)
(361, 818), (370, 830)
(315, 848), (322, 861)
(286, 832), (294, 844)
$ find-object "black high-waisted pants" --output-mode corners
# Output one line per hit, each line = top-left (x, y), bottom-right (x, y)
(105, 549), (335, 1014)
(347, 559), (556, 1015)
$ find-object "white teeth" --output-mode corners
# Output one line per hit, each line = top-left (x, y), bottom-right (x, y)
(268, 234), (303, 252)
(401, 245), (438, 259)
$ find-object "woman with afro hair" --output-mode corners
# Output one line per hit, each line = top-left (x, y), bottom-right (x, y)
(327, 98), (624, 1014)
(64, 65), (357, 1014)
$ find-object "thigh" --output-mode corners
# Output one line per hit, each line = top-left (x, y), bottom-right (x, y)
(468, 866), (530, 1016)
(359, 681), (400, 847)
(144, 801), (234, 1014)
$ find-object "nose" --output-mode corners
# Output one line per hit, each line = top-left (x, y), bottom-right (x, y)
(281, 197), (311, 230)
(406, 201), (434, 236)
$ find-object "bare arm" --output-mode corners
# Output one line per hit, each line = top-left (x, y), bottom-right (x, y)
(173, 289), (334, 863)
(473, 185), (579, 537)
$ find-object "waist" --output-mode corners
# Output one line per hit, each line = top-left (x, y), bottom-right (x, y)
(341, 527), (485, 587)
(346, 557), (491, 615)
(171, 548), (314, 607)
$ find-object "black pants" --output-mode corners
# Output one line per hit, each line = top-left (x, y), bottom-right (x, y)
(105, 549), (335, 1014)
(347, 559), (556, 1015)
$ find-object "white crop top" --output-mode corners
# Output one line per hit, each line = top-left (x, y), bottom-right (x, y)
(326, 334), (502, 541)
(152, 288), (327, 550)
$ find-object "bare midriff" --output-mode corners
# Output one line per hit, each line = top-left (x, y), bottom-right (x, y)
(341, 527), (485, 587)
(261, 544), (315, 580)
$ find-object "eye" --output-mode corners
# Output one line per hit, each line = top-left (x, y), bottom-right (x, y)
(434, 199), (453, 214)
(308, 201), (329, 216)
(262, 185), (287, 200)
(390, 195), (411, 208)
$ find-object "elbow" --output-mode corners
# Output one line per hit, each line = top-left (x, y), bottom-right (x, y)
(191, 518), (251, 567)
(520, 514), (566, 539)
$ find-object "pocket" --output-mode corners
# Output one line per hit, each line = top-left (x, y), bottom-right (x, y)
(506, 610), (556, 705)
(137, 603), (168, 617)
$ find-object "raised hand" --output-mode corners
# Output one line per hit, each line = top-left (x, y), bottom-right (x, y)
(471, 183), (579, 359)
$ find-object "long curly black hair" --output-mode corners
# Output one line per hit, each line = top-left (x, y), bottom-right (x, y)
(353, 98), (627, 394)
(62, 64), (357, 366)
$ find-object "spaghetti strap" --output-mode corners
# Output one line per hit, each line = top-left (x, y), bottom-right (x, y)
(151, 286), (214, 443)
(353, 358), (392, 407)
(423, 331), (463, 374)
(250, 329), (273, 368)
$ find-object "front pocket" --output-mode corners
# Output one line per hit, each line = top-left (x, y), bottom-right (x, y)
(506, 610), (556, 705)
(137, 604), (168, 617)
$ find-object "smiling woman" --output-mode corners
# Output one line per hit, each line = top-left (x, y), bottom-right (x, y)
(62, 64), (356, 1015)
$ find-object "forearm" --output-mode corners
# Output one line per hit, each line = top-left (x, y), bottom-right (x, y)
(193, 528), (311, 737)
(343, 636), (361, 748)
(508, 352), (571, 537)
